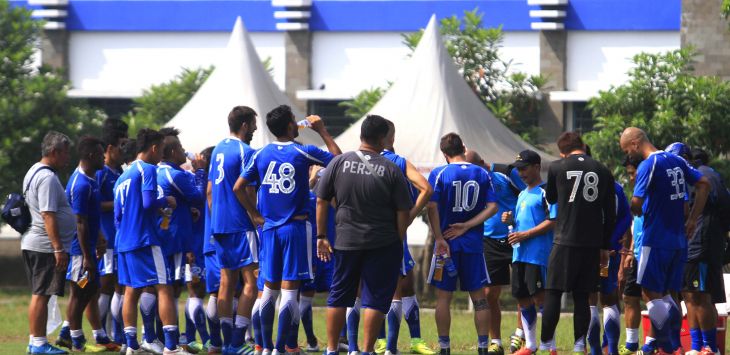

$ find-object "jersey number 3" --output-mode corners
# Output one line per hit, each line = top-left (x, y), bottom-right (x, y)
(263, 162), (296, 194)
(566, 171), (599, 202)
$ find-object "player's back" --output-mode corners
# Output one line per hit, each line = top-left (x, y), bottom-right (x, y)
(97, 165), (121, 248)
(484, 165), (525, 238)
(547, 154), (615, 248)
(114, 160), (160, 252)
(67, 168), (102, 256)
(430, 163), (493, 252)
(209, 137), (254, 234)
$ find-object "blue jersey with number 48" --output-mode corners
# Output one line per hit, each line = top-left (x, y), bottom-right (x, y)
(633, 151), (703, 250)
(242, 141), (333, 231)
(428, 162), (496, 253)
(209, 137), (256, 234)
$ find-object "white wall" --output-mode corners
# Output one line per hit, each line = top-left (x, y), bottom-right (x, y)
(566, 31), (680, 94)
(501, 32), (540, 76)
(69, 32), (285, 96)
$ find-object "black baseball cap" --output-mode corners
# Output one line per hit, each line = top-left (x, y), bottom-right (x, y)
(512, 150), (541, 168)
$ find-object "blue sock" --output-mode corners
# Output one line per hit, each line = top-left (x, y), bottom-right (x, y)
(286, 317), (301, 350)
(184, 306), (196, 343)
(587, 307), (601, 355)
(275, 297), (295, 352)
(702, 328), (718, 352)
(477, 335), (489, 348)
(207, 313), (222, 348)
(261, 288), (279, 351)
(665, 298), (681, 351)
(690, 328), (702, 351)
(59, 325), (71, 341)
(162, 325), (179, 351)
(347, 301), (361, 352)
(112, 316), (124, 344)
(232, 316), (250, 348)
(155, 315), (165, 343)
(521, 305), (537, 327)
(625, 342), (638, 352)
(438, 336), (450, 349)
(403, 296), (421, 339)
(340, 325), (347, 340)
(71, 333), (85, 349)
(641, 339), (656, 353)
(386, 301), (402, 353)
(300, 297), (316, 344)
(220, 318), (233, 347)
(604, 306), (620, 355)
(192, 304), (210, 345)
(124, 327), (140, 350)
(140, 308), (157, 343)
(362, 352), (372, 355)
(252, 302), (263, 348)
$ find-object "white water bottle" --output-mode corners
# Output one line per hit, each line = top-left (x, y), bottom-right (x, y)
(509, 224), (519, 248)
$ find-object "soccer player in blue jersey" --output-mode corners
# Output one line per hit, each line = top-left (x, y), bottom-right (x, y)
(207, 106), (260, 355)
(619, 128), (710, 355)
(63, 137), (107, 353)
(500, 150), (556, 355)
(426, 133), (497, 355)
(465, 149), (527, 355)
(114, 129), (188, 355)
(373, 120), (435, 355)
(235, 105), (341, 355)
(156, 128), (208, 352)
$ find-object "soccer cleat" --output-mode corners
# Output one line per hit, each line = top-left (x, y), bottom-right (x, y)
(374, 340), (387, 354)
(509, 335), (525, 354)
(685, 351), (700, 355)
(305, 343), (320, 353)
(180, 344), (198, 354)
(410, 339), (435, 355)
(284, 346), (304, 355)
(30, 343), (69, 355)
(228, 344), (256, 355)
(438, 348), (449, 355)
(618, 345), (637, 355)
(486, 343), (504, 355)
(698, 348), (720, 355)
(261, 350), (271, 355)
(71, 343), (107, 353)
(186, 342), (205, 353)
(126, 347), (154, 354)
(163, 347), (194, 355)
(56, 337), (73, 350)
(96, 341), (122, 352)
(511, 348), (536, 355)
(141, 339), (165, 355)
(206, 343), (222, 354)
(348, 352), (360, 355)
(385, 351), (398, 355)
(478, 348), (488, 355)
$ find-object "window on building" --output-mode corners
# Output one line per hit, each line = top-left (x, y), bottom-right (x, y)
(306, 100), (358, 137)
(571, 101), (595, 134)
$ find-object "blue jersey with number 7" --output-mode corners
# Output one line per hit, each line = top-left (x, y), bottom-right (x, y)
(428, 162), (496, 253)
(241, 141), (333, 231)
(633, 151), (702, 250)
(209, 136), (256, 234)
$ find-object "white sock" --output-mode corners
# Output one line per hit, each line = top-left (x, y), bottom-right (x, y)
(299, 295), (313, 315)
(70, 329), (84, 338)
(515, 328), (525, 339)
(98, 293), (111, 321)
(279, 289), (301, 324)
(603, 305), (620, 335)
(626, 328), (639, 344)
(646, 300), (669, 329)
(644, 336), (656, 345)
(62, 320), (70, 328)
(32, 336), (48, 347)
(28, 335), (32, 345)
(235, 315), (251, 329)
(521, 310), (538, 351)
(187, 297), (204, 326)
(539, 339), (556, 351)
(140, 292), (157, 316)
(252, 298), (261, 320)
(261, 287), (281, 314)
(206, 296), (219, 322)
(574, 336), (585, 352)
(662, 294), (679, 312)
(347, 297), (361, 319)
(92, 329), (107, 339)
(491, 339), (502, 346)
(402, 296), (417, 317)
(111, 292), (123, 320)
(588, 305), (599, 337)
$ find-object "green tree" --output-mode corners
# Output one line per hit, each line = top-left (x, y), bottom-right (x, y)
(584, 48), (730, 181)
(342, 9), (545, 144)
(0, 0), (105, 199)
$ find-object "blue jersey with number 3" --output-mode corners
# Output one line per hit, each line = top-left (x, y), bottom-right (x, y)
(209, 137), (256, 234)
(633, 151), (702, 250)
(428, 163), (496, 253)
(242, 141), (333, 231)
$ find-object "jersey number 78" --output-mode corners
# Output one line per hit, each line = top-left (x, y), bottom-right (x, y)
(566, 171), (599, 203)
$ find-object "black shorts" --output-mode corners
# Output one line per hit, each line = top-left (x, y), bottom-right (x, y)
(683, 261), (727, 304)
(546, 244), (600, 293)
(483, 237), (512, 286)
(22, 250), (66, 296)
(511, 262), (546, 299)
(623, 263), (642, 298)
(328, 241), (402, 314)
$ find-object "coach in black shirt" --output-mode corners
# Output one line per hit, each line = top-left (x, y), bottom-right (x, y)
(315, 115), (413, 355)
(539, 132), (616, 352)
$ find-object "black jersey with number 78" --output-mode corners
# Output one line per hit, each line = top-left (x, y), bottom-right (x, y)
(545, 154), (616, 249)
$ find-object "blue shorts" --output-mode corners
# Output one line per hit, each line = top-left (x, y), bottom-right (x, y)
(599, 254), (621, 294)
(328, 241), (403, 314)
(213, 231), (257, 270)
(302, 260), (334, 293)
(97, 249), (116, 276)
(118, 245), (171, 288)
(66, 254), (98, 286)
(637, 246), (686, 293)
(261, 221), (312, 283)
(428, 252), (490, 292)
(401, 240), (416, 276)
(204, 251), (221, 293)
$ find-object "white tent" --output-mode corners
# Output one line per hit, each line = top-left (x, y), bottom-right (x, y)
(166, 17), (324, 152)
(334, 15), (556, 172)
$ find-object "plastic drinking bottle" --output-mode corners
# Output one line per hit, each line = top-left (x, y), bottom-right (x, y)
(297, 119), (311, 129)
(432, 255), (445, 282)
(509, 224), (520, 248)
(77, 271), (89, 288)
(160, 207), (173, 230)
(442, 254), (458, 277)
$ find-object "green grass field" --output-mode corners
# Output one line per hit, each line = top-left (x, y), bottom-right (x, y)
(1, 289), (728, 354)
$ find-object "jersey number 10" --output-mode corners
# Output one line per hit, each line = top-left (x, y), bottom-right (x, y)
(566, 171), (599, 202)
(452, 180), (480, 212)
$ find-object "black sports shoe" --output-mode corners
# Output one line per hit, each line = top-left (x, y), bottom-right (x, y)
(439, 348), (450, 355)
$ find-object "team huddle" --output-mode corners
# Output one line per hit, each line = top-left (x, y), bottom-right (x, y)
(20, 104), (730, 355)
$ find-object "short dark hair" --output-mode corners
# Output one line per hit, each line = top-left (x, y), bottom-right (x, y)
(136, 129), (164, 154)
(622, 155), (643, 168)
(201, 146), (215, 173)
(159, 127), (181, 159)
(101, 127), (127, 148)
(360, 115), (390, 146)
(120, 139), (137, 163)
(228, 106), (257, 133)
(102, 119), (128, 136)
(440, 133), (465, 157)
(158, 127), (180, 137)
(556, 132), (585, 155)
(266, 105), (295, 138)
(77, 136), (104, 160)
(691, 148), (709, 166)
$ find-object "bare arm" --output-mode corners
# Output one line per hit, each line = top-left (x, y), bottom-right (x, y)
(309, 115), (342, 155)
(233, 177), (263, 226)
(427, 202), (449, 256)
(507, 219), (555, 246)
(396, 210), (409, 241)
(100, 201), (114, 212)
(405, 160), (432, 222)
(316, 198), (333, 262)
(686, 176), (711, 238)
(442, 202), (498, 239)
(206, 181), (212, 209)
(630, 196), (644, 216)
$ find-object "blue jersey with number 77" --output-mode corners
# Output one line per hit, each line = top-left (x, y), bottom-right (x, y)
(241, 141), (333, 231)
(428, 162), (496, 253)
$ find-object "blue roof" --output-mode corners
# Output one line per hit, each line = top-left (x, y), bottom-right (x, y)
(11, 0), (680, 32)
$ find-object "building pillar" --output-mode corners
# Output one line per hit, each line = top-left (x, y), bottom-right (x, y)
(681, 0), (730, 80)
(40, 30), (69, 75)
(538, 30), (567, 142)
(284, 31), (311, 113)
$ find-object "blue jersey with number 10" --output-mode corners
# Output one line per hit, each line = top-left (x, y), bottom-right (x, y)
(242, 141), (333, 231)
(209, 137), (256, 234)
(633, 151), (703, 250)
(428, 162), (496, 253)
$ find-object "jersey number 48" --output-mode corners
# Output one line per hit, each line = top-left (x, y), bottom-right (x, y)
(263, 162), (296, 194)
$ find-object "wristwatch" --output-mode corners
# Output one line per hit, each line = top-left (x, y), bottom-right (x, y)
(316, 235), (327, 240)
